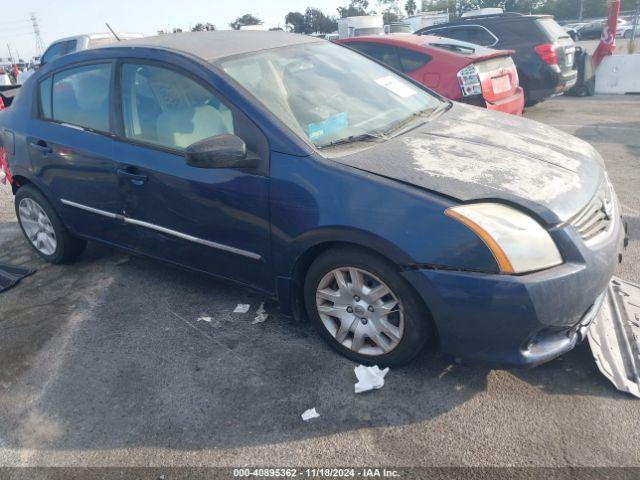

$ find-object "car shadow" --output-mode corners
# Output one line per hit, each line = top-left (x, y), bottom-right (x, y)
(0, 223), (632, 453)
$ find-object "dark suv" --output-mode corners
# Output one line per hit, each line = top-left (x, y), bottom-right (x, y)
(416, 13), (577, 106)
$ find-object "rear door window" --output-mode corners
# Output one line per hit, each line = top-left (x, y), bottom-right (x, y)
(347, 43), (402, 71)
(435, 26), (497, 46)
(51, 63), (112, 132)
(397, 48), (432, 72)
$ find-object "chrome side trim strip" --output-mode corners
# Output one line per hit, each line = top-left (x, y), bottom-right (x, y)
(125, 217), (262, 260)
(60, 199), (119, 219)
(60, 199), (262, 261)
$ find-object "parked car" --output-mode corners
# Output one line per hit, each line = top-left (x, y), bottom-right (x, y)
(0, 31), (624, 367)
(616, 20), (635, 39)
(416, 12), (577, 106)
(574, 20), (605, 40)
(563, 22), (585, 41)
(40, 32), (144, 66)
(338, 34), (524, 115)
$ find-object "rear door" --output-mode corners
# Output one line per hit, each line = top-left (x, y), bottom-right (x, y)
(27, 62), (130, 244)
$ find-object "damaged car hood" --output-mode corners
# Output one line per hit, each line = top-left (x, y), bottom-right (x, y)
(330, 103), (605, 224)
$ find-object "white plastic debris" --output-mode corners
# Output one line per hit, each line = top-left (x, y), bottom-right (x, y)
(301, 408), (320, 421)
(252, 302), (269, 324)
(233, 304), (250, 313)
(354, 365), (389, 394)
(197, 314), (212, 323)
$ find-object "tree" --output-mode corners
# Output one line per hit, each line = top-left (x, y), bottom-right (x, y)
(191, 22), (215, 32)
(378, 0), (403, 23)
(229, 14), (262, 30)
(337, 0), (370, 18)
(405, 0), (417, 15)
(286, 8), (338, 34)
(305, 7), (339, 33)
(285, 11), (307, 33)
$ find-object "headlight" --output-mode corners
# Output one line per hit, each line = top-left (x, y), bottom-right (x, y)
(445, 203), (562, 274)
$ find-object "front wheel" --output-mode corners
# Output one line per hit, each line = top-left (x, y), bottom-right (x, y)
(304, 248), (431, 367)
(15, 185), (87, 264)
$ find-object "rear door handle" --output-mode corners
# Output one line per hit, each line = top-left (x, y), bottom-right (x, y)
(28, 140), (52, 155)
(117, 168), (147, 186)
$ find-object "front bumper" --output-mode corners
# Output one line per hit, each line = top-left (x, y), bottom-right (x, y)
(402, 210), (624, 368)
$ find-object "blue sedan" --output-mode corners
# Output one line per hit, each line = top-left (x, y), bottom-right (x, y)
(0, 31), (624, 367)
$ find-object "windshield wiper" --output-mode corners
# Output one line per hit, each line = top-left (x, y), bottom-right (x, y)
(382, 102), (451, 138)
(317, 131), (388, 149)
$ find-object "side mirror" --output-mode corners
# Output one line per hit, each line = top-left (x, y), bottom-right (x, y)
(185, 134), (259, 170)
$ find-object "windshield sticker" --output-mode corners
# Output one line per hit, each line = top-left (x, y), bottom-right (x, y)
(307, 112), (349, 141)
(375, 76), (417, 98)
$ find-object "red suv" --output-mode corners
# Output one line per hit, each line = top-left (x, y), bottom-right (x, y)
(338, 34), (524, 116)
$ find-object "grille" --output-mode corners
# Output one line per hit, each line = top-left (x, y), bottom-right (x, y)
(570, 180), (614, 242)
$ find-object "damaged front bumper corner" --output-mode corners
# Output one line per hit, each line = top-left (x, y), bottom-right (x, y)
(588, 277), (640, 398)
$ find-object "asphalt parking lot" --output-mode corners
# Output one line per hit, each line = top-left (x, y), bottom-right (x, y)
(0, 94), (639, 470)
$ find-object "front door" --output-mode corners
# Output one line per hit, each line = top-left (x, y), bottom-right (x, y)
(113, 61), (272, 292)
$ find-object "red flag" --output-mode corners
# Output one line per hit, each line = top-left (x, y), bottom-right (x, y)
(592, 0), (620, 69)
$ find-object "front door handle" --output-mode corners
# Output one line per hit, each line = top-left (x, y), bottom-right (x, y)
(117, 168), (147, 186)
(28, 140), (52, 155)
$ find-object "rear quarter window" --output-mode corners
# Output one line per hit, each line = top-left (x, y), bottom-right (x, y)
(397, 48), (431, 72)
(492, 19), (549, 44)
(536, 18), (571, 41)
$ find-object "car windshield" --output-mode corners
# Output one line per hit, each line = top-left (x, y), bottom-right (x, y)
(218, 42), (443, 149)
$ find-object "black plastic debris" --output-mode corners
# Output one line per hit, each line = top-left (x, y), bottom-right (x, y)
(566, 47), (595, 97)
(0, 263), (35, 293)
(588, 277), (640, 398)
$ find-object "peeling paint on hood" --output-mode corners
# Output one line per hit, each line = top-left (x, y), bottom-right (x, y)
(331, 103), (604, 224)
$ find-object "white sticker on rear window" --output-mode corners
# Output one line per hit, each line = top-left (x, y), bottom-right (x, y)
(375, 76), (417, 98)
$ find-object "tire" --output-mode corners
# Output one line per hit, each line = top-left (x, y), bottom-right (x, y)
(15, 185), (87, 264)
(624, 30), (632, 39)
(304, 247), (431, 367)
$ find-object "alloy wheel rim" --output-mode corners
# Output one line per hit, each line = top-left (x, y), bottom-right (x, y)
(18, 198), (57, 256)
(315, 267), (404, 356)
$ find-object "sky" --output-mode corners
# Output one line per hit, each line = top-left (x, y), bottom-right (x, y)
(1, 0), (355, 60)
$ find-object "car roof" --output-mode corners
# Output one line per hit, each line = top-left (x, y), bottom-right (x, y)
(340, 34), (511, 59)
(96, 30), (323, 62)
(422, 12), (550, 28)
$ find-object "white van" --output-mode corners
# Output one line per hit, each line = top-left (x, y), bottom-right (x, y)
(40, 33), (145, 65)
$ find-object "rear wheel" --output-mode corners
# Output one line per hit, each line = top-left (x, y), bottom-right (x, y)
(624, 30), (632, 39)
(15, 185), (86, 264)
(304, 247), (431, 366)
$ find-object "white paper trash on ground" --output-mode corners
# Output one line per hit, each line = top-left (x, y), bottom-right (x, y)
(301, 408), (320, 421)
(252, 302), (269, 324)
(354, 365), (389, 394)
(233, 304), (250, 313)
